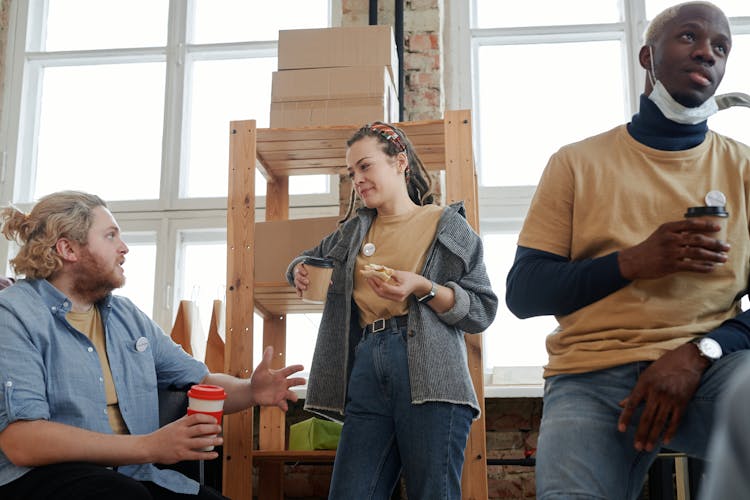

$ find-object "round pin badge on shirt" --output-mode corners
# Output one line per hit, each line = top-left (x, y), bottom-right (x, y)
(135, 336), (149, 352)
(705, 190), (727, 207)
(362, 242), (376, 257)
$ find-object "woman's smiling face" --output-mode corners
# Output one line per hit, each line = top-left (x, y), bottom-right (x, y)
(346, 136), (407, 210)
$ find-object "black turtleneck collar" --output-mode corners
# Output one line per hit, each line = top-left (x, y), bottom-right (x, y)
(626, 94), (708, 151)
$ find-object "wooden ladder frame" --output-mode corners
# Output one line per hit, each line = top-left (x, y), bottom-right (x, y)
(224, 110), (487, 499)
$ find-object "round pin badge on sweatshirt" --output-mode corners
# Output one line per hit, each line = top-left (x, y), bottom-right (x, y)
(705, 190), (726, 207)
(362, 242), (376, 257)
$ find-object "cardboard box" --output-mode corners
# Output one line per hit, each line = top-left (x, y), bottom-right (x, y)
(272, 65), (395, 103)
(254, 216), (340, 284)
(270, 95), (398, 128)
(278, 26), (399, 83)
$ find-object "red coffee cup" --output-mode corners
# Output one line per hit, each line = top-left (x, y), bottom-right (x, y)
(187, 384), (226, 451)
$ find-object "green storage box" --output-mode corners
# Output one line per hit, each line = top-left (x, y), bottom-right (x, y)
(288, 417), (343, 450)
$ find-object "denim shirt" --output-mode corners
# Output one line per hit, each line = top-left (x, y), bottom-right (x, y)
(0, 279), (209, 493)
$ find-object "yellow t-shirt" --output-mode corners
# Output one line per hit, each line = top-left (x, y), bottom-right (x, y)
(519, 126), (750, 376)
(67, 307), (129, 434)
(354, 204), (443, 326)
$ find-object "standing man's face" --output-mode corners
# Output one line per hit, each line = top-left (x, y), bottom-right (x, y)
(648, 4), (731, 107)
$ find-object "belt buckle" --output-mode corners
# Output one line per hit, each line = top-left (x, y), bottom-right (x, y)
(372, 318), (386, 333)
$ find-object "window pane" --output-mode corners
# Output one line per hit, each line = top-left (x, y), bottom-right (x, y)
(178, 237), (226, 361)
(249, 314), (315, 377)
(35, 63), (164, 201)
(177, 234), (316, 371)
(115, 235), (157, 320)
(191, 0), (329, 44)
(710, 34), (750, 145)
(255, 172), (331, 198)
(646, 0), (750, 19)
(482, 233), (555, 368)
(286, 313), (320, 376)
(185, 57), (275, 198)
(290, 175), (330, 195)
(44, 0), (168, 51)
(476, 41), (626, 187)
(474, 0), (621, 29)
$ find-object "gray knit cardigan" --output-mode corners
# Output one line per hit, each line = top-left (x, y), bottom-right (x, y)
(286, 202), (498, 418)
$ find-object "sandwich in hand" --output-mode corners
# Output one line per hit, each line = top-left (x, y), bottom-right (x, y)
(360, 263), (394, 282)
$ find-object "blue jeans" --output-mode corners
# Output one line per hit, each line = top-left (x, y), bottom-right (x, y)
(328, 323), (474, 500)
(536, 350), (750, 500)
(699, 353), (750, 499)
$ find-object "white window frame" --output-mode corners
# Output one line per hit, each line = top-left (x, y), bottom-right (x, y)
(0, 1), (340, 334)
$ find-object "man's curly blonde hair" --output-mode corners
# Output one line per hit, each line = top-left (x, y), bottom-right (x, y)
(0, 191), (106, 279)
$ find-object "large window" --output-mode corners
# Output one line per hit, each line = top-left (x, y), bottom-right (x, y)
(0, 0), (333, 342)
(447, 0), (750, 384)
(4, 1), (750, 386)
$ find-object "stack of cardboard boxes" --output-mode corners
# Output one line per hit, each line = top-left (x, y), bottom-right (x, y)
(271, 25), (400, 128)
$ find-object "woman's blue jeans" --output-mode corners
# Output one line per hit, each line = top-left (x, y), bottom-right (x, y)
(536, 350), (750, 500)
(328, 323), (473, 500)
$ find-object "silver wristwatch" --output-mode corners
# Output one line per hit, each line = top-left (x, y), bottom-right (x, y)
(691, 337), (723, 362)
(417, 281), (437, 303)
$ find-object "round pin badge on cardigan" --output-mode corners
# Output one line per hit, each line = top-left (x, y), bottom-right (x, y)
(362, 242), (376, 257)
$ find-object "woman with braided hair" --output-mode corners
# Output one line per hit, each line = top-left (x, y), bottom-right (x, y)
(287, 122), (497, 499)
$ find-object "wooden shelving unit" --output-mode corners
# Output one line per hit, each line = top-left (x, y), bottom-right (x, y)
(224, 110), (487, 499)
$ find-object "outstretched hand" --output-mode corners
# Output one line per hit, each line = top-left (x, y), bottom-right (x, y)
(249, 346), (305, 411)
(618, 218), (729, 280)
(617, 343), (709, 451)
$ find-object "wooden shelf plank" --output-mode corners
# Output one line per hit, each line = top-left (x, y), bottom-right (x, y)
(253, 284), (324, 315)
(252, 450), (337, 463)
(256, 119), (448, 178)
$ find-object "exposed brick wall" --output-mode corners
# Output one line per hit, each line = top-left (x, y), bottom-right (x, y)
(486, 399), (541, 499)
(341, 0), (443, 121)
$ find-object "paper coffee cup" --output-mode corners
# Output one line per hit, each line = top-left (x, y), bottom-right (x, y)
(684, 205), (729, 243)
(301, 256), (334, 304)
(187, 384), (226, 451)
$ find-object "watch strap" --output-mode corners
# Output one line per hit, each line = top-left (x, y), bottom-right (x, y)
(417, 281), (437, 303)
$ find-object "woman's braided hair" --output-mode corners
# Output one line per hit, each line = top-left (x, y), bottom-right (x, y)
(340, 121), (434, 222)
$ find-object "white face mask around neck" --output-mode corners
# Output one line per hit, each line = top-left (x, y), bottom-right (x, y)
(648, 80), (719, 125)
(646, 46), (718, 125)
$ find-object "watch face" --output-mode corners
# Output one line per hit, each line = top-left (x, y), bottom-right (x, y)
(698, 338), (723, 360)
